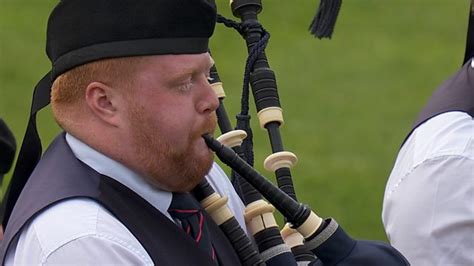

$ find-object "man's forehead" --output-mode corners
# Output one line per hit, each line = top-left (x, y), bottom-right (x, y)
(145, 53), (214, 70)
(129, 53), (213, 83)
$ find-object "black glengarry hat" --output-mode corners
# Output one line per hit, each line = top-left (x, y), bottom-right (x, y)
(48, 0), (216, 79)
(1, 0), (217, 227)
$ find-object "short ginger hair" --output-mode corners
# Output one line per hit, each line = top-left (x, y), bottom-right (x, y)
(51, 57), (146, 130)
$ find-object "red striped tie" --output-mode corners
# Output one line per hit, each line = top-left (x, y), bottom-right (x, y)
(168, 192), (217, 263)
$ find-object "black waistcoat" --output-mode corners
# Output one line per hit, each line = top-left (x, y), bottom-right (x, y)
(403, 60), (474, 145)
(0, 133), (241, 265)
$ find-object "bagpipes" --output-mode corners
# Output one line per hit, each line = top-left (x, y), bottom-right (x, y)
(191, 0), (409, 265)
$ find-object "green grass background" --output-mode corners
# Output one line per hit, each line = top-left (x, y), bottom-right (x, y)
(0, 0), (468, 240)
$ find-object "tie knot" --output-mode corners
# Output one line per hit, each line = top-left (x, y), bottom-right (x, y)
(168, 192), (202, 213)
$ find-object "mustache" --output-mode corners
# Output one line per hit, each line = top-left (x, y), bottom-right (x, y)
(195, 113), (217, 139)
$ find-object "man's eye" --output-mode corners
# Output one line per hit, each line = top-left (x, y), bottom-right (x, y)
(177, 81), (193, 92)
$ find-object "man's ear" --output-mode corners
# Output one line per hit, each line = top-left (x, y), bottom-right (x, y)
(85, 82), (122, 127)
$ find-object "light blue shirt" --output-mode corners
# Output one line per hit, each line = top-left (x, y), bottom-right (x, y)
(6, 133), (247, 265)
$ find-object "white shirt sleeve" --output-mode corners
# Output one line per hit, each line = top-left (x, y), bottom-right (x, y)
(9, 235), (150, 265)
(42, 236), (150, 265)
(382, 112), (474, 265)
(5, 198), (153, 266)
(383, 156), (474, 265)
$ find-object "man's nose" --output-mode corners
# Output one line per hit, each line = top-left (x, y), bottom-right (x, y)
(197, 78), (219, 114)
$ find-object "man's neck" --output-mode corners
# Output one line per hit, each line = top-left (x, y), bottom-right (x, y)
(65, 132), (174, 221)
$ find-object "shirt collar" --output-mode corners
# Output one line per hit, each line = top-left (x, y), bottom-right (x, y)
(65, 133), (173, 221)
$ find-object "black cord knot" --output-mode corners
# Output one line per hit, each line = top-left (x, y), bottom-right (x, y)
(216, 14), (271, 168)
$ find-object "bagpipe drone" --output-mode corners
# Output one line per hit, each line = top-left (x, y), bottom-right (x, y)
(191, 0), (410, 265)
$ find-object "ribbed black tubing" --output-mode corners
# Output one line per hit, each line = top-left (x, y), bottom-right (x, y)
(210, 65), (234, 134)
(210, 63), (262, 206)
(216, 100), (234, 133)
(209, 63), (292, 264)
(192, 180), (264, 266)
(231, 1), (299, 203)
(203, 134), (311, 228)
(230, 1), (316, 262)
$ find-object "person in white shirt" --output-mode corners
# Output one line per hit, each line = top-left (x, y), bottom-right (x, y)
(383, 59), (474, 265)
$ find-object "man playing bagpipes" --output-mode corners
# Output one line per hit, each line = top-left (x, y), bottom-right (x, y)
(0, 0), (408, 265)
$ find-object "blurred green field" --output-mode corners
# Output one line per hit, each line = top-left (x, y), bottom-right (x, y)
(0, 0), (468, 241)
